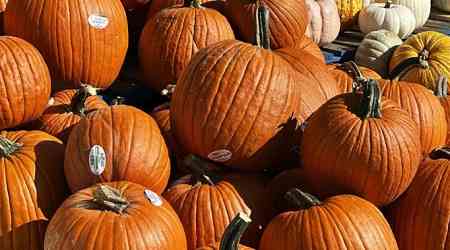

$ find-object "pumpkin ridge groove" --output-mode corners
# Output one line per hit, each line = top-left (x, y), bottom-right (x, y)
(12, 154), (40, 220)
(12, 40), (35, 119)
(268, 3), (294, 46)
(329, 201), (367, 249)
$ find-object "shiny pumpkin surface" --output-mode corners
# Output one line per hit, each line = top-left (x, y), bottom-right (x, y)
(44, 182), (188, 250)
(64, 105), (170, 194)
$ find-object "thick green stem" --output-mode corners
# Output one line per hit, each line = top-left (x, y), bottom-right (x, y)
(430, 147), (450, 160)
(359, 79), (382, 119)
(0, 136), (22, 157)
(434, 76), (448, 97)
(343, 61), (367, 92)
(92, 185), (129, 214)
(255, 1), (270, 49)
(70, 84), (97, 116)
(219, 213), (252, 250)
(183, 155), (216, 186)
(285, 188), (322, 209)
(184, 0), (202, 8)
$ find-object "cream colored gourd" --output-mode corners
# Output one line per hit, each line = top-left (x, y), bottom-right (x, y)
(355, 29), (402, 77)
(359, 1), (416, 39)
(305, 0), (340, 45)
(373, 0), (430, 28)
(432, 0), (450, 12)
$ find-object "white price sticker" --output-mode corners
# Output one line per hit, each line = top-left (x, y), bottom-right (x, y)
(89, 145), (106, 176)
(207, 149), (232, 162)
(144, 189), (163, 206)
(88, 15), (109, 29)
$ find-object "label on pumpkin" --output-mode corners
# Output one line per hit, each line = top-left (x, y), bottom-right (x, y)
(88, 15), (109, 29)
(89, 145), (106, 176)
(208, 149), (232, 162)
(144, 189), (163, 206)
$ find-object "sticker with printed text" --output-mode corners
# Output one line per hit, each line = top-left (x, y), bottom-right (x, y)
(89, 145), (106, 176)
(88, 15), (109, 29)
(208, 149), (232, 162)
(145, 189), (163, 206)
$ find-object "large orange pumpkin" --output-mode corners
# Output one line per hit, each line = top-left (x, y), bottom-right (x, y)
(260, 189), (399, 250)
(301, 80), (422, 206)
(4, 0), (128, 90)
(226, 0), (308, 49)
(163, 155), (271, 249)
(64, 105), (170, 194)
(435, 76), (450, 145)
(44, 182), (188, 250)
(0, 36), (51, 130)
(387, 147), (450, 250)
(379, 79), (447, 155)
(0, 130), (67, 250)
(171, 7), (302, 171)
(38, 86), (108, 143)
(335, 0), (363, 29)
(139, 0), (235, 92)
(327, 61), (382, 94)
(389, 31), (450, 92)
(290, 36), (326, 63)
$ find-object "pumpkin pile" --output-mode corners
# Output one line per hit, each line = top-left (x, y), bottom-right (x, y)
(0, 0), (449, 249)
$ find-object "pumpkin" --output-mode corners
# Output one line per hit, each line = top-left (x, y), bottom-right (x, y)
(327, 61), (382, 93)
(171, 7), (302, 171)
(293, 36), (326, 63)
(44, 182), (188, 250)
(300, 79), (422, 206)
(355, 29), (403, 77)
(304, 0), (340, 46)
(389, 31), (450, 92)
(379, 79), (447, 155)
(335, 0), (363, 29)
(0, 36), (51, 130)
(139, 0), (235, 92)
(260, 189), (399, 250)
(387, 147), (450, 250)
(64, 105), (170, 194)
(359, 1), (416, 39)
(0, 130), (67, 250)
(195, 213), (254, 250)
(435, 76), (450, 145)
(163, 155), (272, 249)
(38, 86), (108, 143)
(373, 0), (431, 28)
(147, 0), (213, 18)
(0, 0), (6, 34)
(4, 0), (128, 90)
(226, 0), (308, 49)
(433, 0), (450, 12)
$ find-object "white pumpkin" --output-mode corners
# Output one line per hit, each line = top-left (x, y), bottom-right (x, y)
(359, 1), (416, 39)
(373, 0), (431, 28)
(355, 29), (403, 77)
(432, 0), (450, 12)
(305, 0), (341, 45)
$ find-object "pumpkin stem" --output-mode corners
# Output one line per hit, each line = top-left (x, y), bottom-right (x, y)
(184, 154), (216, 186)
(111, 96), (125, 105)
(418, 49), (430, 68)
(390, 50), (430, 80)
(0, 136), (22, 157)
(91, 185), (129, 214)
(70, 84), (98, 117)
(219, 213), (252, 250)
(358, 79), (382, 119)
(435, 76), (448, 97)
(384, 0), (392, 8)
(342, 61), (367, 92)
(285, 188), (322, 209)
(255, 1), (270, 49)
(161, 84), (176, 98)
(184, 0), (202, 8)
(430, 147), (450, 160)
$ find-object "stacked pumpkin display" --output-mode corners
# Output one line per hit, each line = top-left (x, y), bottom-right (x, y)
(0, 0), (449, 249)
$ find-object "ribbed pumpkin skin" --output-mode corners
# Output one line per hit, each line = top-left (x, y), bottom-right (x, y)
(305, 0), (340, 46)
(151, 104), (174, 150)
(4, 0), (128, 90)
(171, 40), (302, 171)
(327, 64), (382, 94)
(139, 4), (235, 91)
(373, 0), (430, 28)
(38, 90), (108, 143)
(292, 36), (326, 63)
(0, 36), (51, 130)
(44, 182), (188, 250)
(387, 158), (449, 250)
(260, 195), (399, 250)
(0, 130), (67, 250)
(163, 177), (253, 250)
(438, 97), (450, 145)
(147, 0), (208, 18)
(196, 244), (254, 250)
(335, 0), (363, 29)
(389, 31), (450, 91)
(300, 92), (422, 206)
(64, 105), (170, 194)
(379, 80), (447, 155)
(226, 0), (308, 49)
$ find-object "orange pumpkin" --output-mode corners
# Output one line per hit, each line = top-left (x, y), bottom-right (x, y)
(147, 0), (208, 18)
(260, 189), (399, 250)
(0, 36), (51, 130)
(64, 105), (170, 194)
(292, 36), (326, 63)
(327, 61), (382, 93)
(0, 130), (67, 250)
(4, 0), (128, 90)
(435, 76), (450, 145)
(44, 182), (188, 250)
(387, 147), (450, 250)
(38, 86), (108, 143)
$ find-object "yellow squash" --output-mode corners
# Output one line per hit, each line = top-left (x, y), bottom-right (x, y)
(335, 0), (363, 29)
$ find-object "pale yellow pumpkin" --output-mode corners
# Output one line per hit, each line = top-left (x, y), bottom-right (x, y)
(389, 31), (450, 92)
